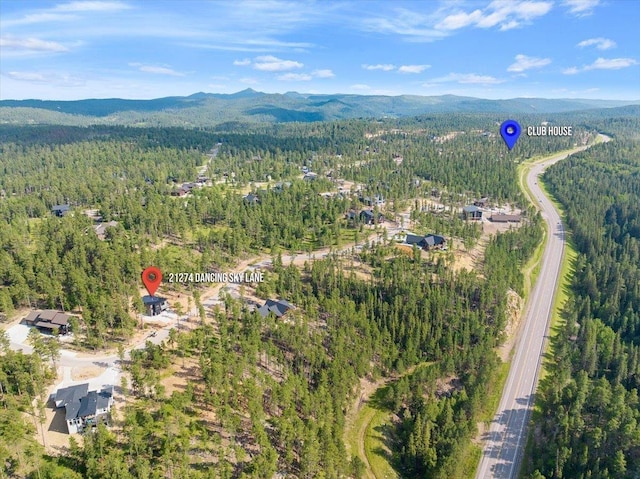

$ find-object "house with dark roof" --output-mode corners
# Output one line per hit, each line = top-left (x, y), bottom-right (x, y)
(51, 204), (70, 217)
(23, 310), (72, 335)
(360, 210), (383, 225)
(346, 209), (383, 225)
(257, 299), (294, 318)
(53, 383), (113, 434)
(463, 205), (483, 220)
(243, 193), (259, 205)
(404, 233), (447, 251)
(474, 197), (489, 207)
(142, 295), (168, 316)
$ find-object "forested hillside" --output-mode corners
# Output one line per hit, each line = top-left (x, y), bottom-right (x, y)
(1, 91), (637, 127)
(523, 119), (640, 478)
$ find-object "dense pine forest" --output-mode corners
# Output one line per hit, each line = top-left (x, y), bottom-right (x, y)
(523, 118), (640, 478)
(0, 109), (636, 478)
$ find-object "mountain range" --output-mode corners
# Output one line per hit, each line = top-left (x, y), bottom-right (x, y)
(1, 89), (638, 127)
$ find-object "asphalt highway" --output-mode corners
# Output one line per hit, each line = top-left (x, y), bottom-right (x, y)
(475, 140), (600, 479)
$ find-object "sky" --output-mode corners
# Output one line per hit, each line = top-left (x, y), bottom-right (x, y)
(1, 0), (639, 101)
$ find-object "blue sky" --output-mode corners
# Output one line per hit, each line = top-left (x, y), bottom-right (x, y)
(1, 0), (638, 100)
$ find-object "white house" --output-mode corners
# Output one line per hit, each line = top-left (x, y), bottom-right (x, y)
(53, 383), (114, 434)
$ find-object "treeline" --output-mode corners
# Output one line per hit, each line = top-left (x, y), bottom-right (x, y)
(523, 126), (640, 478)
(0, 332), (62, 478)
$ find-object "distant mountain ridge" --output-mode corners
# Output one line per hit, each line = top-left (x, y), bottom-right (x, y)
(1, 89), (638, 126)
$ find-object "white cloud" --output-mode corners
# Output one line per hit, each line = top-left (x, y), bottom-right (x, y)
(437, 10), (483, 30)
(278, 69), (335, 81)
(54, 1), (131, 13)
(5, 70), (85, 86)
(2, 1), (131, 27)
(577, 37), (616, 50)
(563, 0), (601, 16)
(429, 73), (505, 85)
(585, 57), (638, 70)
(361, 8), (448, 43)
(362, 64), (396, 71)
(563, 57), (638, 74)
(350, 84), (371, 91)
(253, 55), (303, 71)
(6, 71), (49, 82)
(129, 63), (186, 77)
(0, 35), (69, 53)
(233, 58), (251, 66)
(278, 72), (312, 81)
(239, 77), (259, 85)
(312, 69), (335, 78)
(562, 67), (580, 75)
(436, 1), (552, 31)
(398, 64), (430, 74)
(507, 54), (551, 72)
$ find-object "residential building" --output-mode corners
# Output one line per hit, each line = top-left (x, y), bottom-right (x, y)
(404, 233), (447, 250)
(93, 221), (118, 240)
(53, 384), (114, 434)
(142, 295), (168, 316)
(490, 214), (522, 223)
(243, 193), (259, 205)
(23, 310), (72, 335)
(257, 299), (294, 318)
(463, 205), (483, 220)
(51, 204), (70, 217)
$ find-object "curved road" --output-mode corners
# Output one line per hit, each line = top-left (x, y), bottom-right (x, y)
(476, 137), (608, 479)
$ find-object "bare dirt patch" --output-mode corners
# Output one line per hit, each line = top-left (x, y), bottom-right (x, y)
(72, 365), (105, 382)
(497, 289), (525, 362)
(160, 356), (200, 397)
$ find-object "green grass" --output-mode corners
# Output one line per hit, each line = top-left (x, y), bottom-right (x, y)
(364, 401), (399, 479)
(453, 444), (483, 479)
(343, 385), (401, 479)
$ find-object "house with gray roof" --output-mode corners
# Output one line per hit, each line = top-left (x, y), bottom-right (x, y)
(404, 233), (447, 251)
(463, 205), (483, 220)
(53, 383), (113, 434)
(257, 299), (295, 318)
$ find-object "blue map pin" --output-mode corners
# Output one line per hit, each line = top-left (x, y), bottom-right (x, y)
(500, 119), (521, 150)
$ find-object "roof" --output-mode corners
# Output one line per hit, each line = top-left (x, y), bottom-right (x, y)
(51, 313), (70, 325)
(463, 205), (482, 213)
(94, 221), (118, 237)
(424, 234), (446, 246)
(34, 320), (58, 330)
(491, 214), (521, 222)
(65, 387), (113, 420)
(55, 383), (89, 408)
(257, 299), (294, 318)
(52, 204), (70, 212)
(39, 310), (58, 320)
(405, 233), (425, 245)
(24, 311), (40, 322)
(143, 295), (167, 305)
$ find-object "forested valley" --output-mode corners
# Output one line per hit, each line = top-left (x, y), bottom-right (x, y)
(523, 118), (640, 478)
(0, 110), (634, 478)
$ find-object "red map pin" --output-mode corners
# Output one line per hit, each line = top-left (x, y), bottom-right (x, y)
(142, 266), (162, 297)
